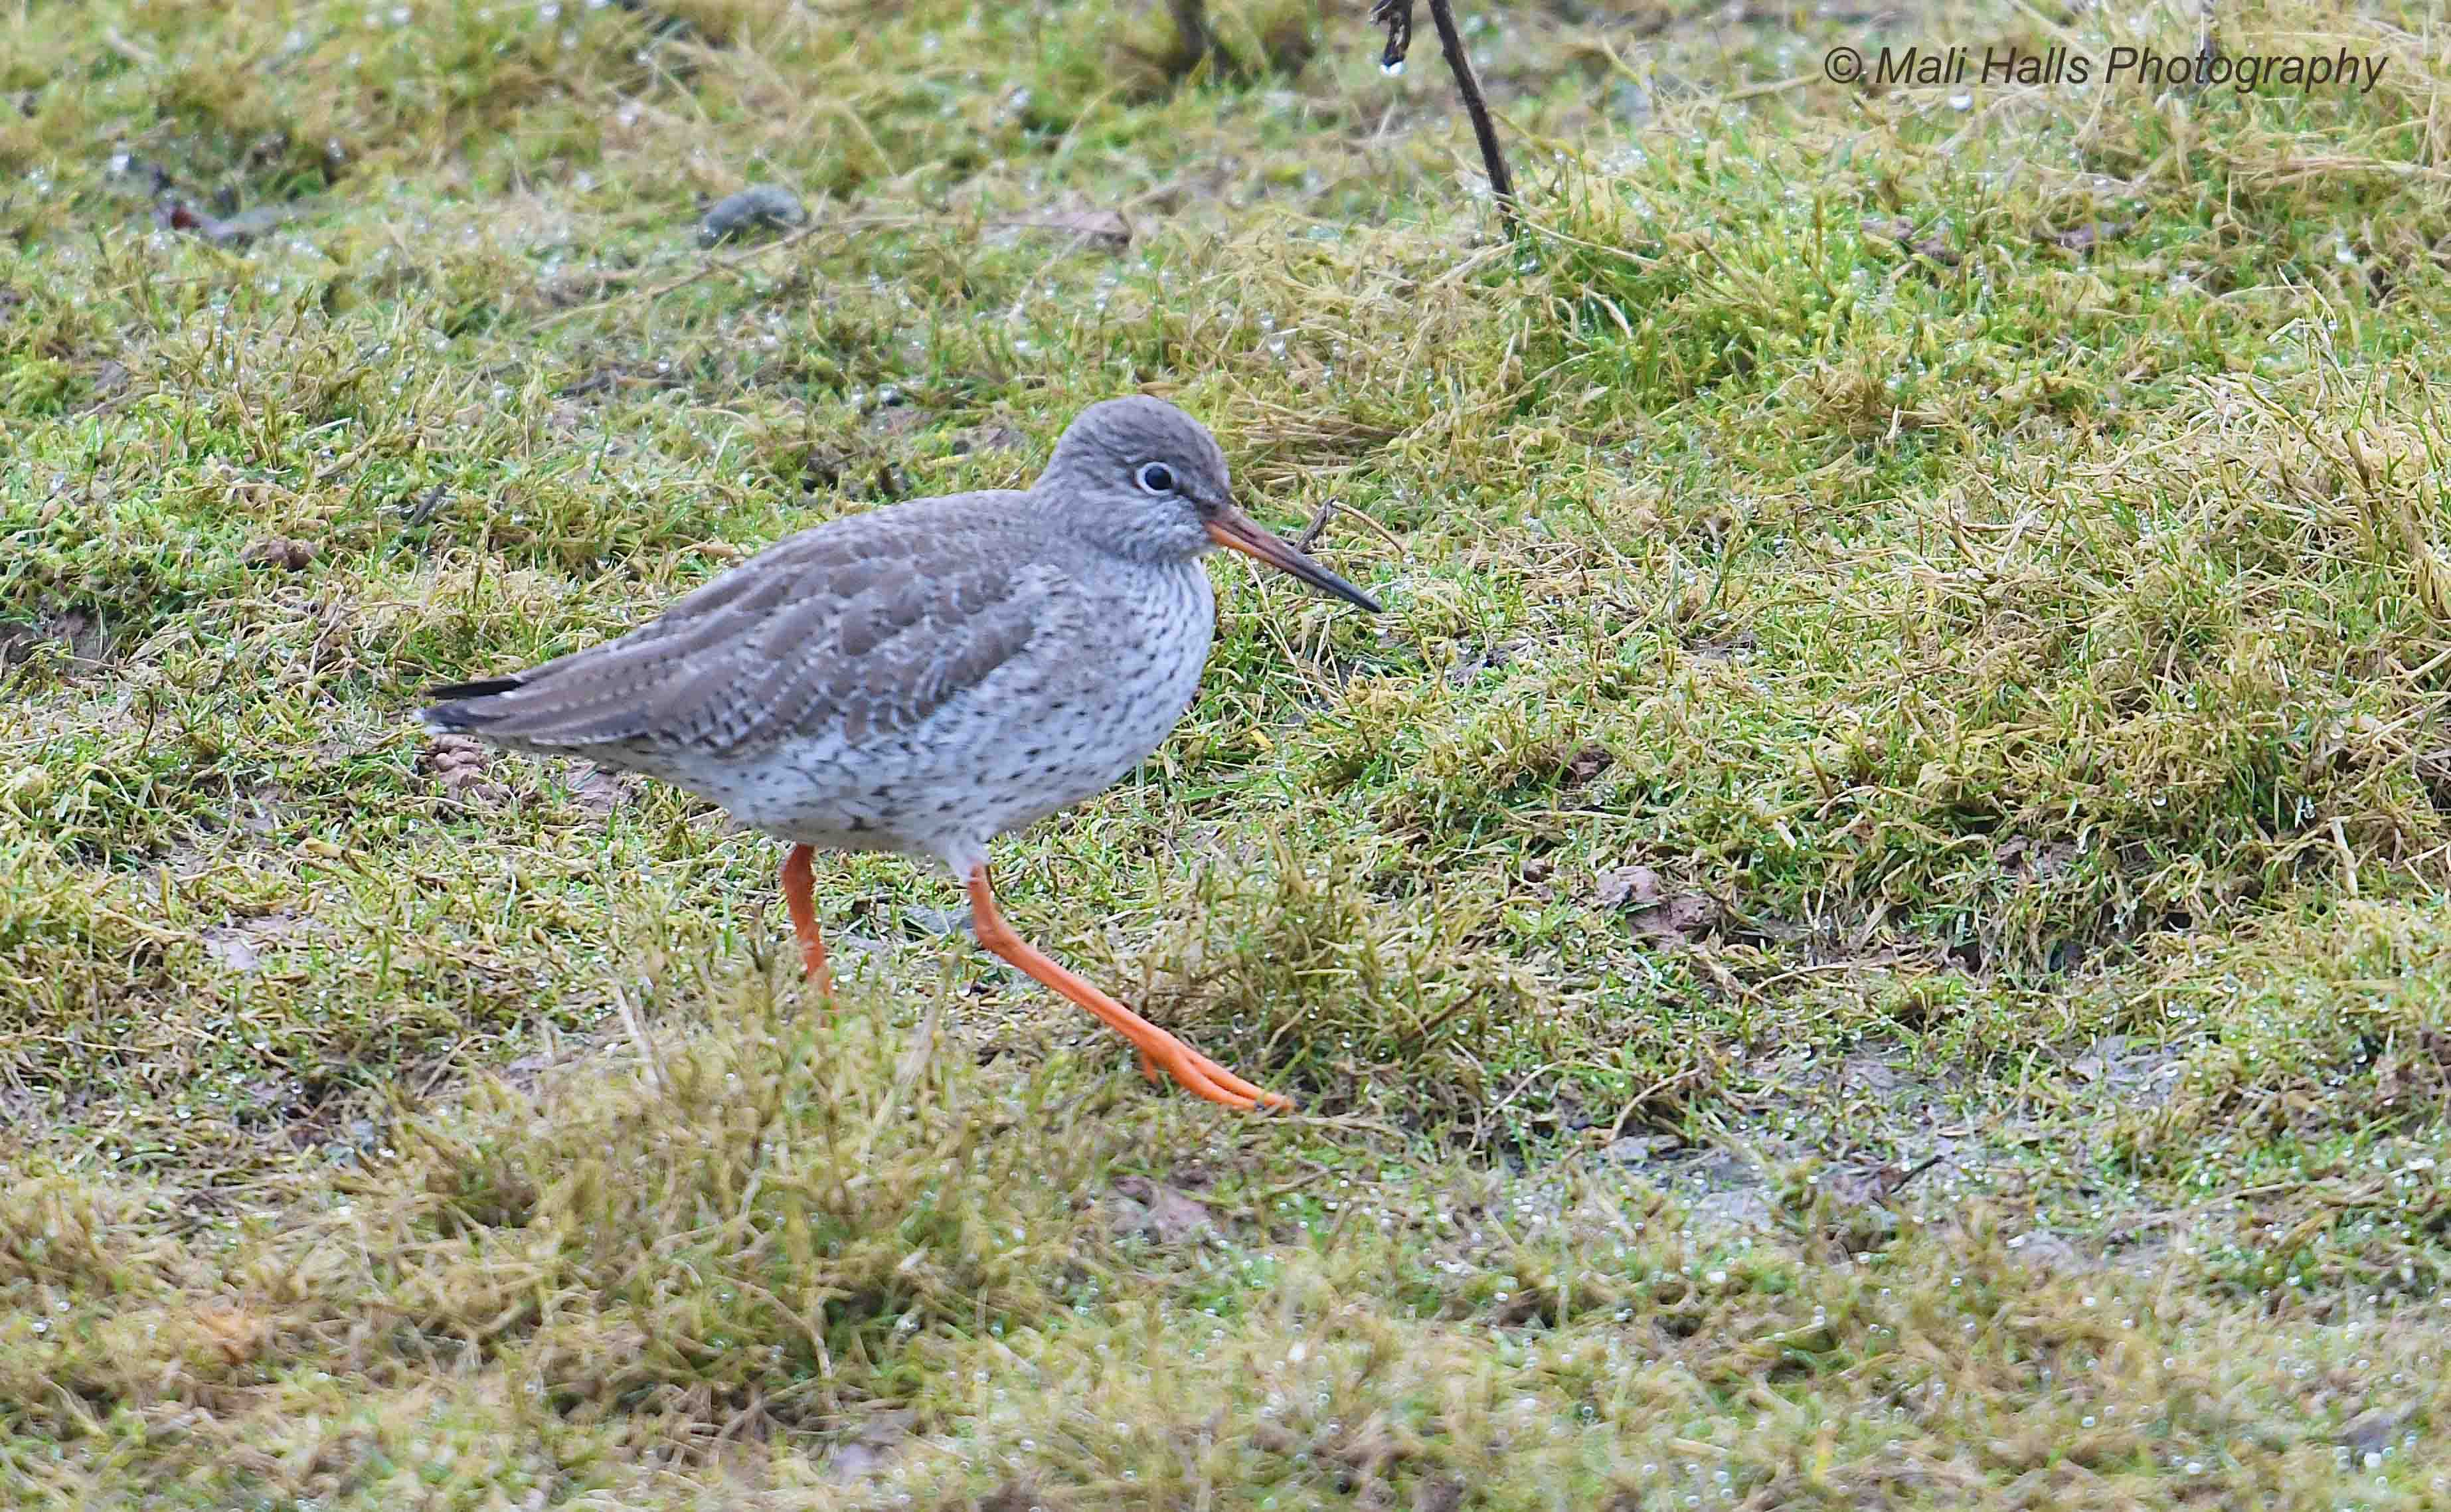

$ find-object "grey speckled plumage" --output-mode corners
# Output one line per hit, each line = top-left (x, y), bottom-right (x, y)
(422, 396), (1375, 879)
(421, 397), (1377, 1114)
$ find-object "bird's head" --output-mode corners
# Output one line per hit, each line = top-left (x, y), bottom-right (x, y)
(1037, 395), (1381, 612)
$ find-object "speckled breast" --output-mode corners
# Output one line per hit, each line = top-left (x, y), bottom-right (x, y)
(936, 554), (1217, 839)
(715, 556), (1217, 857)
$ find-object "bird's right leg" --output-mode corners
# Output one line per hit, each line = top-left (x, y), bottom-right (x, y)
(781, 843), (835, 1004)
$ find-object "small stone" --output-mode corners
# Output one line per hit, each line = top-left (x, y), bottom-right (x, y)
(904, 904), (968, 938)
(699, 183), (808, 246)
(1602, 1134), (1679, 1163)
(154, 198), (293, 246)
(2341, 1405), (2413, 1458)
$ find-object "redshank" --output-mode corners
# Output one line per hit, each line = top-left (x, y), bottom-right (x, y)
(422, 396), (1379, 1112)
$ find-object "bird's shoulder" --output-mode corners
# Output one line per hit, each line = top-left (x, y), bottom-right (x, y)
(653, 488), (1044, 633)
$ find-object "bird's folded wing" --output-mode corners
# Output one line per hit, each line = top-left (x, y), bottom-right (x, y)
(430, 520), (1056, 754)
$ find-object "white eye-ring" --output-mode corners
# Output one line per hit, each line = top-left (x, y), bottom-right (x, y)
(1135, 462), (1177, 495)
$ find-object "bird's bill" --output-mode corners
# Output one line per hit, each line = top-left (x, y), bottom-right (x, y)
(1206, 507), (1383, 613)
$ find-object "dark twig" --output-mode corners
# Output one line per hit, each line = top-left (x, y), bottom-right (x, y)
(1292, 498), (1339, 551)
(1887, 1153), (1948, 1196)
(1370, 0), (1520, 238)
(1422, 0), (1519, 234)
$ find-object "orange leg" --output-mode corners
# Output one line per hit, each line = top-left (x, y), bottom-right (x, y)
(966, 864), (1289, 1112)
(780, 843), (835, 1004)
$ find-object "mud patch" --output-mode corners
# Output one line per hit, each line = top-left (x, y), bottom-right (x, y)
(1602, 1139), (1773, 1229)
(0, 610), (114, 671)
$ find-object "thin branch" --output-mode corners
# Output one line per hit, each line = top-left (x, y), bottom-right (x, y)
(1370, 0), (1521, 238)
(1423, 0), (1519, 236)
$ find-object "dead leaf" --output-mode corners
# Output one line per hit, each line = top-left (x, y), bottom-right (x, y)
(1563, 744), (1614, 786)
(1594, 865), (1661, 910)
(1862, 216), (1959, 266)
(1631, 891), (1719, 940)
(240, 535), (317, 570)
(1414, 1478), (1467, 1512)
(1111, 1175), (1217, 1245)
(865, 402), (930, 438)
(2042, 220), (2131, 254)
(1006, 207), (1130, 252)
(193, 1304), (267, 1365)
(201, 929), (262, 973)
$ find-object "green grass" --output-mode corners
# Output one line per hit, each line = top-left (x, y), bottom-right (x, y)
(10, 0), (2451, 1503)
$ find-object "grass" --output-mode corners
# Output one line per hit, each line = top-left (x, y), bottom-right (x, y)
(9, 0), (2451, 1503)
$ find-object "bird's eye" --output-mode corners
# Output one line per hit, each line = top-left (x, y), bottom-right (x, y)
(1134, 462), (1177, 495)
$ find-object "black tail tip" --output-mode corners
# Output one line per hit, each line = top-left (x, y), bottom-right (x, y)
(419, 676), (525, 732)
(425, 676), (526, 702)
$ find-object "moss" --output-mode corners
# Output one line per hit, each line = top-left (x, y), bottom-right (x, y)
(9, 0), (2451, 1502)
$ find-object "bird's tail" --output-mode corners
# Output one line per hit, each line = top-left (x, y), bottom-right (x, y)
(419, 676), (527, 732)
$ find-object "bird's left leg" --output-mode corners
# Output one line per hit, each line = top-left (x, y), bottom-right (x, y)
(965, 863), (1288, 1112)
